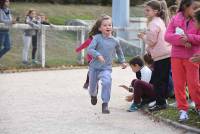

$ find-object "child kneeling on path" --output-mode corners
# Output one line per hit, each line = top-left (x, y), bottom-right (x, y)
(119, 56), (156, 112)
(87, 15), (127, 114)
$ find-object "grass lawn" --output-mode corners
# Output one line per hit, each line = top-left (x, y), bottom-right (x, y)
(11, 3), (144, 25)
(150, 99), (200, 129)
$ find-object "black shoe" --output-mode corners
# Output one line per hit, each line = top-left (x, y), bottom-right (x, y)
(91, 96), (97, 105)
(148, 104), (167, 112)
(83, 82), (89, 89)
(102, 103), (110, 114)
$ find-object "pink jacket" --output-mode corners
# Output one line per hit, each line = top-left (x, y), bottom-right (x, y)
(144, 17), (171, 61)
(165, 12), (200, 59)
(75, 37), (93, 62)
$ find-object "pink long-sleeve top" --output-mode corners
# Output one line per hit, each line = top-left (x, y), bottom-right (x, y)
(144, 17), (171, 61)
(75, 37), (93, 62)
(165, 12), (200, 59)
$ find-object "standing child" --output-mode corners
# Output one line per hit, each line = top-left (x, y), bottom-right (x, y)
(75, 21), (101, 89)
(119, 56), (156, 112)
(165, 0), (200, 122)
(88, 15), (127, 114)
(31, 13), (51, 65)
(0, 0), (15, 59)
(138, 0), (171, 111)
(22, 9), (40, 65)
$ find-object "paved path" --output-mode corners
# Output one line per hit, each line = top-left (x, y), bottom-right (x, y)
(0, 67), (185, 134)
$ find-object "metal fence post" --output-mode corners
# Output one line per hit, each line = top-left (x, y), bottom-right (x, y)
(38, 25), (46, 68)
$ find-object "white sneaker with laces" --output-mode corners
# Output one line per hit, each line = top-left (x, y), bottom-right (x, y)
(148, 101), (156, 108)
(179, 110), (189, 122)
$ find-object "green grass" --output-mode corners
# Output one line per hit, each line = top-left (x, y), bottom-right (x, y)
(11, 3), (144, 25)
(11, 3), (113, 25)
(151, 100), (200, 129)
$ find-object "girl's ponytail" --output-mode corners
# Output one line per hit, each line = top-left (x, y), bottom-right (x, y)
(146, 0), (169, 26)
(159, 0), (170, 25)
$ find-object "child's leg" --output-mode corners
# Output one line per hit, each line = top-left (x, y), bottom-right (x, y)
(89, 68), (99, 97)
(22, 35), (31, 62)
(171, 58), (188, 111)
(133, 80), (155, 104)
(99, 70), (112, 103)
(0, 32), (11, 58)
(185, 60), (200, 110)
(83, 71), (90, 89)
(152, 58), (170, 105)
(32, 35), (37, 60)
(85, 71), (89, 84)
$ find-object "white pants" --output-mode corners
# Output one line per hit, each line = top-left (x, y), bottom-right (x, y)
(22, 35), (32, 62)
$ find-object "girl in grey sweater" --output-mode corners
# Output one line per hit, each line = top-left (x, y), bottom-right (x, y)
(22, 9), (40, 65)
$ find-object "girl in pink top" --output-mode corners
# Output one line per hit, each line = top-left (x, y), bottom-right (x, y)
(138, 0), (171, 112)
(165, 0), (200, 122)
(190, 8), (200, 63)
(75, 21), (101, 89)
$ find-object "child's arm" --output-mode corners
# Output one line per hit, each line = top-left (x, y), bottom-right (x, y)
(25, 17), (40, 28)
(115, 39), (127, 68)
(165, 17), (186, 47)
(87, 35), (102, 60)
(186, 34), (200, 46)
(143, 23), (160, 47)
(190, 54), (200, 63)
(125, 95), (134, 102)
(76, 37), (92, 53)
(119, 85), (134, 92)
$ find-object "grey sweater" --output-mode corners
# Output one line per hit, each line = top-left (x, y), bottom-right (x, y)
(24, 16), (40, 36)
(88, 34), (125, 70)
(0, 8), (12, 31)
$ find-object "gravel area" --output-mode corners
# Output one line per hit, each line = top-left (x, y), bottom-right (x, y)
(0, 67), (185, 134)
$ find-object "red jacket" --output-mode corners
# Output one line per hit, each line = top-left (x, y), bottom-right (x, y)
(76, 37), (93, 62)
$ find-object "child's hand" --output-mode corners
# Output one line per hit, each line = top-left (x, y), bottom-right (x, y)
(119, 85), (129, 91)
(125, 95), (134, 102)
(121, 63), (127, 69)
(180, 35), (191, 48)
(184, 42), (192, 48)
(137, 32), (145, 39)
(97, 55), (105, 63)
(12, 19), (16, 24)
(180, 34), (188, 42)
(190, 54), (200, 63)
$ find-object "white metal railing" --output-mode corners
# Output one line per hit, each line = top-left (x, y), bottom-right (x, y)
(0, 23), (145, 67)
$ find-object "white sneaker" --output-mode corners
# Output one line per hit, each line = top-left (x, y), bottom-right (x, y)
(179, 110), (189, 122)
(148, 101), (156, 108)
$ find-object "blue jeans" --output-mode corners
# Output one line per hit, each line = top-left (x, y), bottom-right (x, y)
(0, 32), (11, 58)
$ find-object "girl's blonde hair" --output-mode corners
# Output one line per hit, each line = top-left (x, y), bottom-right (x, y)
(88, 14), (112, 37)
(146, 0), (169, 26)
(26, 9), (36, 16)
(168, 5), (178, 18)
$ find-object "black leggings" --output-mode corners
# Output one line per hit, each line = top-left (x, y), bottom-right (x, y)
(151, 58), (171, 105)
(32, 34), (37, 60)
